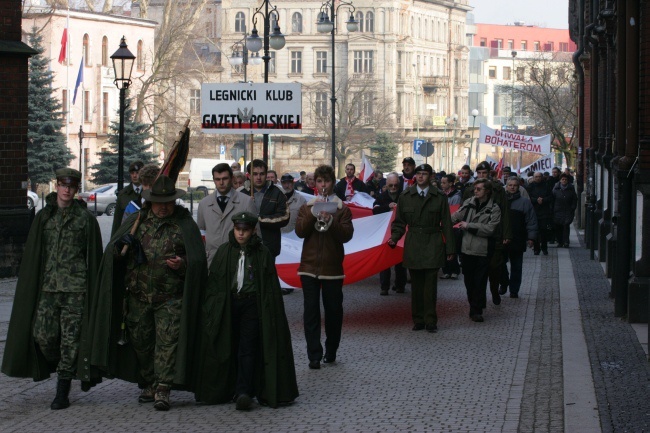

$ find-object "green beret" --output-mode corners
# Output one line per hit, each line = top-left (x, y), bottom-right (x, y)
(55, 168), (82, 182)
(231, 211), (258, 228)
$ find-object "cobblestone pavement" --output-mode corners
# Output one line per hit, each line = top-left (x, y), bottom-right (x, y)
(0, 217), (647, 432)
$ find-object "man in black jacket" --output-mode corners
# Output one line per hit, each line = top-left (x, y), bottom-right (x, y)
(243, 159), (290, 258)
(334, 163), (366, 201)
(526, 172), (553, 255)
(372, 173), (406, 295)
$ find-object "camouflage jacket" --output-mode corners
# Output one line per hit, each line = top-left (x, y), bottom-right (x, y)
(125, 210), (186, 302)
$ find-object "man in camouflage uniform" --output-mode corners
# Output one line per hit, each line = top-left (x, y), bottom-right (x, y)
(114, 175), (200, 411)
(2, 168), (102, 410)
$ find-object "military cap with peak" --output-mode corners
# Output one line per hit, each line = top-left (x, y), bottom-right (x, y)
(141, 175), (185, 202)
(415, 163), (433, 175)
(129, 161), (144, 172)
(55, 168), (82, 183)
(475, 161), (491, 172)
(232, 211), (258, 228)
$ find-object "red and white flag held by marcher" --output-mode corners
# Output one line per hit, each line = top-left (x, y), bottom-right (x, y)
(358, 154), (375, 183)
(58, 28), (68, 64)
(494, 156), (504, 180)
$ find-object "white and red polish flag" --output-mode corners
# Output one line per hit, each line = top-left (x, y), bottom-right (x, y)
(358, 154), (375, 183)
(275, 210), (404, 288)
(58, 27), (68, 64)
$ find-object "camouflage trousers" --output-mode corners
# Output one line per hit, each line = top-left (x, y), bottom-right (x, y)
(33, 292), (85, 380)
(126, 295), (182, 387)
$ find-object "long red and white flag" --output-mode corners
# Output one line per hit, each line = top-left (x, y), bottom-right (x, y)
(58, 27), (68, 64)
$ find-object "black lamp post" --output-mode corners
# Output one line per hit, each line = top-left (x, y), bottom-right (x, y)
(78, 125), (84, 191)
(317, 0), (358, 171)
(245, 1), (286, 164)
(110, 36), (135, 192)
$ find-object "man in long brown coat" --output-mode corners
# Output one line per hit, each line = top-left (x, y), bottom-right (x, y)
(389, 164), (456, 333)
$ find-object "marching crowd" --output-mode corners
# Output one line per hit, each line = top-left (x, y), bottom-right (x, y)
(1, 156), (577, 413)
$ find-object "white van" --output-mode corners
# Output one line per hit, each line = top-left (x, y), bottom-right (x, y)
(187, 158), (235, 195)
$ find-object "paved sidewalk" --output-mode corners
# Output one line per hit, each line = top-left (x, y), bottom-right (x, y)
(0, 230), (648, 432)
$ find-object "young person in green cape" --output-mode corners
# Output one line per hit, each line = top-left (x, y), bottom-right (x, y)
(2, 168), (103, 410)
(194, 211), (298, 410)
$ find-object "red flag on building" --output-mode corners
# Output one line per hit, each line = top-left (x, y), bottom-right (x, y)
(58, 28), (67, 64)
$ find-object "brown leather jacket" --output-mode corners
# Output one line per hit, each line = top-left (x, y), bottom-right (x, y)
(295, 196), (354, 279)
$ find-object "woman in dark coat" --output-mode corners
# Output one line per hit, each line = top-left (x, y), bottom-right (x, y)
(552, 173), (578, 247)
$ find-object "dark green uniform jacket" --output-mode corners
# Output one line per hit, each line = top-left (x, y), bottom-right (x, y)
(111, 183), (140, 237)
(194, 232), (299, 407)
(79, 206), (206, 390)
(391, 186), (456, 269)
(2, 194), (103, 381)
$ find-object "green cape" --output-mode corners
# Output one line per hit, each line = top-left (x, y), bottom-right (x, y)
(194, 232), (299, 407)
(78, 206), (207, 390)
(2, 194), (103, 381)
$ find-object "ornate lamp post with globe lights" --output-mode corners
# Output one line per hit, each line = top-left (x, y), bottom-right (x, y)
(245, 1), (286, 163)
(316, 0), (358, 169)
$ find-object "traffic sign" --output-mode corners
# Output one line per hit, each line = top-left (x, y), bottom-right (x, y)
(220, 145), (226, 155)
(413, 139), (425, 154)
(414, 139), (434, 157)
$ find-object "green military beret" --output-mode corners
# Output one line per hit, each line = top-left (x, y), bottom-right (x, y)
(231, 211), (258, 228)
(55, 168), (82, 183)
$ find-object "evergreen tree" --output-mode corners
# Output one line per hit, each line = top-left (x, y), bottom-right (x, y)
(27, 28), (72, 190)
(368, 132), (398, 173)
(91, 93), (155, 184)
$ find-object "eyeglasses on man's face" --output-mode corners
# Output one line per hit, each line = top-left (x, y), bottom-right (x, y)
(57, 183), (77, 191)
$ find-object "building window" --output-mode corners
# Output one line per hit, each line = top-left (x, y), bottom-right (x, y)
(190, 89), (201, 114)
(315, 92), (328, 117)
(206, 21), (213, 38)
(496, 39), (503, 48)
(507, 39), (514, 50)
(102, 92), (109, 133)
(521, 40), (527, 50)
(503, 66), (511, 80)
(137, 40), (144, 70)
(397, 51), (402, 78)
(83, 34), (90, 66)
(353, 50), (373, 74)
(292, 12), (302, 33)
(480, 38), (487, 47)
(355, 11), (364, 32)
(316, 51), (327, 73)
(291, 51), (302, 74)
(558, 68), (566, 80)
(534, 41), (540, 51)
(559, 42), (569, 52)
(488, 66), (496, 79)
(362, 93), (373, 122)
(101, 36), (108, 67)
(62, 89), (68, 123)
(365, 11), (374, 32)
(235, 12), (246, 32)
(516, 67), (525, 81)
(84, 91), (91, 122)
(269, 51), (276, 74)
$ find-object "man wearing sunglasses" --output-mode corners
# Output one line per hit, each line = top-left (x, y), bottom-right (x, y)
(2, 168), (102, 411)
(373, 173), (407, 295)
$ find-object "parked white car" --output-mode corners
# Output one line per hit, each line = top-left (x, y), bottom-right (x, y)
(27, 190), (40, 210)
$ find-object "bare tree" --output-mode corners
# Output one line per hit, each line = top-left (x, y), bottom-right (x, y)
(305, 76), (399, 177)
(500, 52), (577, 166)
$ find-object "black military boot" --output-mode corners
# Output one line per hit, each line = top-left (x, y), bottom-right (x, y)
(50, 378), (72, 410)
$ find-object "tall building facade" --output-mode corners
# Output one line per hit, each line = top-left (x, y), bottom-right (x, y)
(23, 7), (156, 190)
(213, 0), (472, 173)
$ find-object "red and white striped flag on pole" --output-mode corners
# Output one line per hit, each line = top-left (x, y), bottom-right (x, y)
(58, 27), (67, 64)
(358, 154), (375, 183)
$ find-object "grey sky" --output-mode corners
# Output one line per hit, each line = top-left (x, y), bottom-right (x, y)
(470, 0), (569, 29)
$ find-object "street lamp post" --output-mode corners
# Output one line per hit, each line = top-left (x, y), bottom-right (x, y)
(78, 125), (84, 192)
(246, 0), (286, 164)
(470, 108), (479, 166)
(110, 36), (135, 192)
(450, 113), (458, 172)
(413, 63), (420, 141)
(511, 50), (517, 170)
(443, 117), (450, 172)
(317, 0), (358, 170)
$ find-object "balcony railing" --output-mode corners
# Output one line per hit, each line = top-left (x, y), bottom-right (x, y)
(421, 75), (450, 89)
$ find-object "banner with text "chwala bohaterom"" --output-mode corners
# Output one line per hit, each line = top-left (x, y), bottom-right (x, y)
(478, 124), (551, 155)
